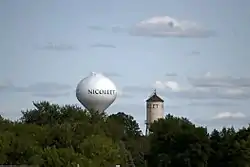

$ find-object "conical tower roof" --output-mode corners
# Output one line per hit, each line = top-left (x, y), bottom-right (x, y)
(146, 89), (164, 102)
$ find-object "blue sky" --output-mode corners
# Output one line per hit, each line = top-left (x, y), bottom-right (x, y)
(1, 0), (250, 132)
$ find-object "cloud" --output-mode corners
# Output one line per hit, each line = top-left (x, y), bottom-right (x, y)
(102, 72), (121, 77)
(154, 80), (181, 92)
(166, 87), (250, 100)
(111, 25), (127, 33)
(17, 82), (71, 93)
(122, 86), (152, 93)
(196, 111), (249, 130)
(123, 80), (250, 100)
(188, 72), (250, 88)
(88, 16), (215, 38)
(191, 50), (200, 55)
(109, 103), (144, 116)
(115, 72), (250, 101)
(88, 25), (125, 33)
(0, 80), (13, 91)
(0, 81), (71, 98)
(129, 16), (215, 38)
(87, 25), (105, 31)
(153, 72), (250, 100)
(32, 92), (70, 98)
(165, 72), (178, 77)
(91, 43), (116, 48)
(38, 42), (76, 51)
(188, 101), (237, 107)
(117, 89), (134, 98)
(212, 112), (245, 119)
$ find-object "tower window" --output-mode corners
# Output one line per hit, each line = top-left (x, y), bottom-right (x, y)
(152, 104), (159, 108)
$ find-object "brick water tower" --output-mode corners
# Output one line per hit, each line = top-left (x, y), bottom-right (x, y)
(145, 89), (164, 136)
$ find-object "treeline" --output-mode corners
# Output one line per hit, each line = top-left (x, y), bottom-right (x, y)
(0, 101), (250, 166)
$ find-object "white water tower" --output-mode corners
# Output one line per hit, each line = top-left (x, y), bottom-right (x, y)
(76, 72), (117, 113)
(145, 89), (164, 135)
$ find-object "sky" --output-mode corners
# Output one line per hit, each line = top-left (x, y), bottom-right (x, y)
(1, 0), (250, 133)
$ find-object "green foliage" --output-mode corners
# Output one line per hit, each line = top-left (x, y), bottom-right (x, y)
(1, 101), (250, 166)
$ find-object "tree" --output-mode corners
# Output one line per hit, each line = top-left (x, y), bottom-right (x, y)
(106, 112), (142, 139)
(209, 127), (250, 167)
(2, 101), (250, 166)
(148, 114), (211, 167)
(80, 134), (124, 167)
(106, 112), (146, 167)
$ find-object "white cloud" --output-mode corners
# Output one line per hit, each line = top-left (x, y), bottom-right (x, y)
(205, 72), (212, 77)
(122, 72), (250, 100)
(32, 92), (71, 98)
(188, 72), (250, 88)
(87, 25), (105, 31)
(225, 88), (245, 95)
(184, 72), (250, 99)
(213, 112), (246, 119)
(168, 86), (250, 100)
(101, 72), (121, 77)
(91, 43), (116, 48)
(0, 81), (72, 98)
(130, 16), (215, 38)
(152, 72), (250, 100)
(122, 86), (152, 93)
(188, 101), (237, 107)
(116, 89), (133, 98)
(18, 82), (71, 93)
(88, 16), (215, 38)
(117, 89), (124, 96)
(154, 80), (181, 92)
(165, 72), (177, 77)
(0, 80), (13, 90)
(191, 50), (201, 55)
(154, 81), (165, 89)
(165, 81), (181, 92)
(37, 42), (76, 51)
(195, 111), (249, 131)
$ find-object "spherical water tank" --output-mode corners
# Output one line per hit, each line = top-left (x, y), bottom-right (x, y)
(76, 72), (117, 112)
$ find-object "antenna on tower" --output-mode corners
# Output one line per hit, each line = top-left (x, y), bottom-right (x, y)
(149, 89), (157, 97)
